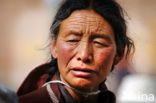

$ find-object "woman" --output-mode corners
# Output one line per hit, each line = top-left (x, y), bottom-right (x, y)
(17, 0), (134, 103)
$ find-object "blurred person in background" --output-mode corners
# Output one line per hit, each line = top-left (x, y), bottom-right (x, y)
(0, 84), (18, 103)
(17, 0), (134, 103)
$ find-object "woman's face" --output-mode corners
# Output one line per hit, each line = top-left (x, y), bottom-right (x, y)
(51, 10), (117, 92)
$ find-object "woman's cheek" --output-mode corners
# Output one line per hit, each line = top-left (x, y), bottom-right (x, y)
(95, 49), (116, 78)
(57, 42), (74, 65)
(96, 48), (116, 67)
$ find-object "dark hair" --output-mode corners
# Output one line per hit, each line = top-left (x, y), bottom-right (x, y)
(47, 0), (134, 81)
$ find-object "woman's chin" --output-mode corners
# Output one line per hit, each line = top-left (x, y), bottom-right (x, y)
(69, 78), (98, 92)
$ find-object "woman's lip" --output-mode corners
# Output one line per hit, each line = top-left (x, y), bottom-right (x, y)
(70, 68), (95, 77)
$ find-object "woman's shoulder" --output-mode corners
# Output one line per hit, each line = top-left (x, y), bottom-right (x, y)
(17, 62), (51, 96)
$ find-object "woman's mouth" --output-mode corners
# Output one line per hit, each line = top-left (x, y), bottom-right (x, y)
(70, 68), (95, 77)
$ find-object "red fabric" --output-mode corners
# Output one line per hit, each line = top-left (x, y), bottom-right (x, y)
(17, 64), (62, 103)
(19, 86), (52, 103)
(37, 74), (49, 88)
(17, 63), (51, 96)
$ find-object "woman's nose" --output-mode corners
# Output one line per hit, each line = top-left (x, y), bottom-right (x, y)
(76, 42), (93, 63)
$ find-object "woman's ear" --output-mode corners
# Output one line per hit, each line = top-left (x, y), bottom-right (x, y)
(113, 55), (121, 65)
(51, 36), (57, 59)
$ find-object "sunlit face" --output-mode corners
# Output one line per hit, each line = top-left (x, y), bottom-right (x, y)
(51, 10), (117, 92)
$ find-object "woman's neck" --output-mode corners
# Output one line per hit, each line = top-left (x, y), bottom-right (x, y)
(65, 86), (99, 103)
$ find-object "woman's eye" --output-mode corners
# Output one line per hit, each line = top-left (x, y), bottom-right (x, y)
(93, 41), (108, 47)
(68, 40), (79, 42)
(67, 40), (80, 45)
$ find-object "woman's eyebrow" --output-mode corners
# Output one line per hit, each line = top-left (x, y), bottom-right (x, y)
(90, 34), (112, 43)
(66, 30), (82, 37)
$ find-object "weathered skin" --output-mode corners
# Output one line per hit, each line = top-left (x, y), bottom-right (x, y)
(51, 10), (117, 102)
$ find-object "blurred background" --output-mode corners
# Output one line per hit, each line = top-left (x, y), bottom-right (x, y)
(0, 0), (156, 102)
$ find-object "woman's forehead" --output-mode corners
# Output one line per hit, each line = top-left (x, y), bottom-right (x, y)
(60, 10), (114, 35)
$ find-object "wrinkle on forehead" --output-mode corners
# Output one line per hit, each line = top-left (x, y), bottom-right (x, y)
(60, 10), (114, 37)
